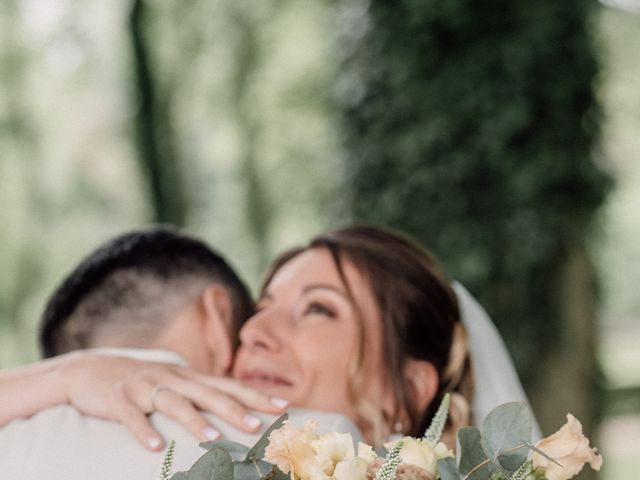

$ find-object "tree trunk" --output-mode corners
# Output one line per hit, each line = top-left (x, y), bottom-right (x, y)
(229, 6), (271, 270)
(129, 0), (187, 226)
(530, 238), (600, 479)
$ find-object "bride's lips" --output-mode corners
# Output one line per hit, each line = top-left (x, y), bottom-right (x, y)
(239, 369), (293, 390)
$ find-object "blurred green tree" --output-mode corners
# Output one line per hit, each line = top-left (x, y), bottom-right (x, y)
(0, 0), (46, 345)
(129, 0), (187, 226)
(228, 2), (274, 270)
(336, 0), (611, 442)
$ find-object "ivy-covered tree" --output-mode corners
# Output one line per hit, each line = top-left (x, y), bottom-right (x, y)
(335, 0), (611, 441)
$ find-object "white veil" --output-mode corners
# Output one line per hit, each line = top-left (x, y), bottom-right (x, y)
(453, 282), (543, 440)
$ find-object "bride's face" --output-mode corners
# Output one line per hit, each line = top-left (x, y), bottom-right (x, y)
(232, 248), (391, 428)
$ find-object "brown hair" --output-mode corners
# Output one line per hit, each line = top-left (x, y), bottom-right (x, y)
(261, 225), (474, 443)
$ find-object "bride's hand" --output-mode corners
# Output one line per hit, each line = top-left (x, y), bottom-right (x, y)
(59, 351), (288, 451)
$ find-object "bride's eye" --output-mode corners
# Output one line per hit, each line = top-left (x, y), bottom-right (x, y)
(304, 301), (336, 318)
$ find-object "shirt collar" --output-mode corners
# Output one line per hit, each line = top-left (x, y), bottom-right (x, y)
(87, 347), (189, 367)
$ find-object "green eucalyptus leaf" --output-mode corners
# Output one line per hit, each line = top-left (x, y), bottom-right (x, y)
(169, 472), (188, 480)
(457, 427), (494, 480)
(246, 413), (288, 461)
(232, 460), (271, 480)
(187, 447), (233, 480)
(265, 465), (290, 480)
(233, 458), (273, 479)
(497, 449), (529, 472)
(199, 439), (250, 460)
(438, 457), (462, 480)
(480, 402), (532, 471)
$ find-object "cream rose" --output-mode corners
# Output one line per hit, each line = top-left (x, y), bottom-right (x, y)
(331, 456), (369, 480)
(266, 422), (375, 480)
(390, 437), (453, 476)
(531, 414), (602, 480)
(311, 434), (376, 480)
(311, 432), (357, 479)
(264, 420), (319, 478)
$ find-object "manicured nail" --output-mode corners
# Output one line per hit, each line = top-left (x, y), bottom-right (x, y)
(148, 437), (162, 450)
(244, 415), (261, 429)
(204, 427), (220, 440)
(271, 397), (289, 409)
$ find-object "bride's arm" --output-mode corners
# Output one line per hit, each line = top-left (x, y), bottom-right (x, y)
(0, 351), (287, 450)
(0, 354), (70, 426)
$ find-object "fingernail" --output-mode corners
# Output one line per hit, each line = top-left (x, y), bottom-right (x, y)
(271, 397), (289, 409)
(204, 427), (221, 440)
(244, 415), (261, 429)
(148, 437), (162, 450)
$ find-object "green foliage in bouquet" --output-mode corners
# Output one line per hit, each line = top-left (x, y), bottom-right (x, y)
(375, 440), (404, 480)
(167, 414), (289, 480)
(437, 402), (554, 480)
(160, 440), (176, 480)
(425, 393), (451, 443)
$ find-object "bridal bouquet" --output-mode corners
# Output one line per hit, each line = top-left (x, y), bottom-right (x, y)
(160, 395), (602, 480)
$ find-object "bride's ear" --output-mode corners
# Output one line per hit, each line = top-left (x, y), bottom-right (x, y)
(200, 285), (234, 375)
(404, 359), (439, 416)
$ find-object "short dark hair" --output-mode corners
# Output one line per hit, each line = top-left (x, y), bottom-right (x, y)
(39, 227), (253, 358)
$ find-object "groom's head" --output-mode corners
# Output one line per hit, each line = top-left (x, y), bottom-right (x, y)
(39, 227), (253, 374)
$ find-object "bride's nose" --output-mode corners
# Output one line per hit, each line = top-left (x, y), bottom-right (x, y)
(238, 308), (283, 351)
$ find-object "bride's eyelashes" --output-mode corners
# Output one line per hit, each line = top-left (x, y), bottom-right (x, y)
(303, 301), (337, 319)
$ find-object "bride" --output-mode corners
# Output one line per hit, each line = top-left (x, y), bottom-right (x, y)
(234, 225), (473, 443)
(0, 225), (536, 448)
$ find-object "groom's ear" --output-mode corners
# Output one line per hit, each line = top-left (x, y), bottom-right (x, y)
(200, 285), (234, 375)
(403, 359), (439, 417)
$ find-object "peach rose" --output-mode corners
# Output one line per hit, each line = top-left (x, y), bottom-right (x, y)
(531, 414), (602, 480)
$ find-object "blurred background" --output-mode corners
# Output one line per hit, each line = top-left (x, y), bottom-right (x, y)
(0, 0), (638, 477)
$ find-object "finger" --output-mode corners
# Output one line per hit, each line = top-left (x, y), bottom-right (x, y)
(178, 385), (265, 432)
(124, 379), (221, 443)
(153, 389), (221, 442)
(131, 372), (266, 433)
(179, 371), (288, 413)
(123, 378), (162, 414)
(124, 366), (282, 432)
(113, 392), (165, 451)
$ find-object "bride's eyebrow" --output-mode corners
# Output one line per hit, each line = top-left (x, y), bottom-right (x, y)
(302, 284), (348, 299)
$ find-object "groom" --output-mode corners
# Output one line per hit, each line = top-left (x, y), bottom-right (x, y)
(0, 227), (360, 479)
(39, 227), (252, 376)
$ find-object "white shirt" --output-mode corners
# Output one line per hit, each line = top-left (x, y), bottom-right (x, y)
(0, 348), (361, 480)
